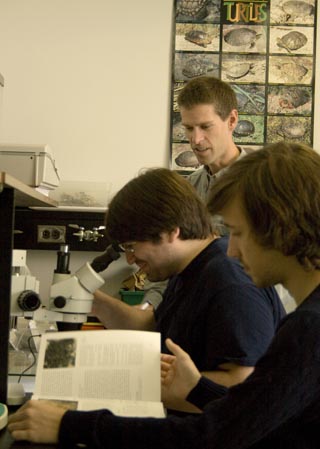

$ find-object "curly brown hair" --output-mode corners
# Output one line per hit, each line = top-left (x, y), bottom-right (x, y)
(208, 141), (320, 270)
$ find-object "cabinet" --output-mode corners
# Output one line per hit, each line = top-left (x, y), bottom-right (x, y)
(0, 172), (57, 404)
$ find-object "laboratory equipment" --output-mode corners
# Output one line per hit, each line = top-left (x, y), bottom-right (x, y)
(34, 242), (121, 325)
(0, 403), (8, 430)
(10, 250), (41, 318)
(0, 143), (60, 191)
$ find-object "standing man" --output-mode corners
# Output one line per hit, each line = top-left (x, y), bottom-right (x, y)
(178, 76), (245, 201)
(177, 76), (248, 234)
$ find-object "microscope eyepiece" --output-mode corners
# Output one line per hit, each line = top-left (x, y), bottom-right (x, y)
(17, 290), (41, 312)
(90, 243), (121, 273)
(55, 244), (71, 274)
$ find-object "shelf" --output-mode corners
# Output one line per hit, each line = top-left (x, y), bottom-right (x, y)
(0, 172), (58, 208)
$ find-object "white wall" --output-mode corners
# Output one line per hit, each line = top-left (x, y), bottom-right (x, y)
(0, 0), (174, 195)
(0, 0), (174, 301)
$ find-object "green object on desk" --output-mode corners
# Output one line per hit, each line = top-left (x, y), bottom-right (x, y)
(0, 403), (8, 430)
(119, 289), (145, 306)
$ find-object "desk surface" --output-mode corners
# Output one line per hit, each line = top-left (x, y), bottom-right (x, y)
(0, 396), (57, 449)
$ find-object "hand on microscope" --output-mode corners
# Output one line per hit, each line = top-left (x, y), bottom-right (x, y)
(92, 288), (155, 331)
(90, 242), (159, 329)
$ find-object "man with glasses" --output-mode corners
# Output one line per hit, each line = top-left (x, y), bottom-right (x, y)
(92, 168), (285, 414)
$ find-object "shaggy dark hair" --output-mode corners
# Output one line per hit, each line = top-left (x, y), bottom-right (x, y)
(106, 168), (213, 244)
(208, 141), (320, 270)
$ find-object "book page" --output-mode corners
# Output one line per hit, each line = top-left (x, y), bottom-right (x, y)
(78, 398), (166, 417)
(33, 330), (162, 405)
(32, 397), (166, 418)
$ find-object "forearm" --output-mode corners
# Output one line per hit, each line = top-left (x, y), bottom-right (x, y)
(163, 366), (253, 413)
(164, 397), (203, 414)
(202, 364), (254, 388)
(93, 290), (155, 330)
(186, 376), (228, 410)
(163, 370), (230, 413)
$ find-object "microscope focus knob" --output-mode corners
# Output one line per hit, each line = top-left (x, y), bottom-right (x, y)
(17, 290), (41, 312)
(53, 296), (67, 309)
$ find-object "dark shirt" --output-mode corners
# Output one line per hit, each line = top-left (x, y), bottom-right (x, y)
(155, 237), (285, 371)
(59, 284), (320, 449)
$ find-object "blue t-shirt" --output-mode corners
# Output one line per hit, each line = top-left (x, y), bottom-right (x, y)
(155, 237), (285, 371)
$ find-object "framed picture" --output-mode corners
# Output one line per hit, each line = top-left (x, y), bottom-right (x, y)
(171, 0), (317, 173)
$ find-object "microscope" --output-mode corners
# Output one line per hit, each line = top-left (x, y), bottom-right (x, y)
(9, 250), (42, 406)
(11, 242), (121, 327)
(8, 244), (121, 405)
(11, 243), (121, 327)
(10, 250), (41, 318)
(34, 242), (121, 329)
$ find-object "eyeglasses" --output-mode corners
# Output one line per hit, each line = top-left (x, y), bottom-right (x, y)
(118, 242), (137, 254)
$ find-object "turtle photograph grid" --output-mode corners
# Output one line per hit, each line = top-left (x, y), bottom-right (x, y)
(171, 0), (316, 173)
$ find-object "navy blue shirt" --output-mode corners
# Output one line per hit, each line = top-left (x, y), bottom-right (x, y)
(155, 237), (285, 371)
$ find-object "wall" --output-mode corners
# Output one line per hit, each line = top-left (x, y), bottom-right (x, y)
(0, 0), (174, 195)
(0, 0), (174, 301)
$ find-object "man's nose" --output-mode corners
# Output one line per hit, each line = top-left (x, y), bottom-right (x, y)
(191, 128), (204, 145)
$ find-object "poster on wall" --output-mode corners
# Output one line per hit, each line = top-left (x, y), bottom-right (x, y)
(171, 0), (317, 174)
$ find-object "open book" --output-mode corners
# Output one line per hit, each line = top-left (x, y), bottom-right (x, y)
(32, 329), (166, 418)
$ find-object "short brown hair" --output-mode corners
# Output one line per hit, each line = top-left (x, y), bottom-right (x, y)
(208, 142), (320, 269)
(177, 76), (238, 121)
(106, 168), (213, 244)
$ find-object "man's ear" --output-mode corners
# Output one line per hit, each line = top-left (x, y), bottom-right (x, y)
(167, 227), (180, 243)
(228, 109), (238, 131)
